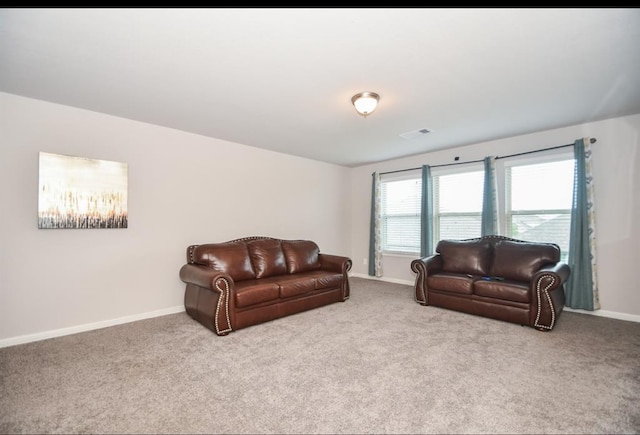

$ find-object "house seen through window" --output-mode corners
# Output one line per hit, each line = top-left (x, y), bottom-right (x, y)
(504, 158), (575, 262)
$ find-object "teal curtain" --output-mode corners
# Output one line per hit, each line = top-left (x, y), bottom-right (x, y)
(566, 138), (599, 310)
(481, 156), (497, 236)
(368, 172), (377, 276)
(368, 173), (382, 277)
(420, 165), (434, 257)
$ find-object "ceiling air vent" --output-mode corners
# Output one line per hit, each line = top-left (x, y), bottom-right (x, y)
(400, 128), (431, 140)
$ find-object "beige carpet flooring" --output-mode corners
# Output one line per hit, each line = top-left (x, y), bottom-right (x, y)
(1, 277), (639, 434)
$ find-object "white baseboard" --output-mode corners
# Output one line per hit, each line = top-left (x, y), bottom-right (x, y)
(349, 272), (640, 324)
(563, 307), (640, 323)
(0, 305), (185, 349)
(350, 272), (414, 286)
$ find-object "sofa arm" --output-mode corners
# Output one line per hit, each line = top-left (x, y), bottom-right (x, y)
(411, 255), (443, 305)
(531, 262), (571, 331)
(179, 264), (235, 336)
(318, 253), (352, 274)
(179, 264), (231, 288)
(318, 254), (352, 300)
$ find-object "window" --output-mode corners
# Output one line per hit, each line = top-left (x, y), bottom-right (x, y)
(503, 156), (575, 262)
(380, 165), (484, 255)
(378, 150), (575, 260)
(433, 168), (484, 250)
(380, 174), (421, 254)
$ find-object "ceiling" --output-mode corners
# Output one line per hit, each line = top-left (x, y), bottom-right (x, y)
(2, 8), (640, 167)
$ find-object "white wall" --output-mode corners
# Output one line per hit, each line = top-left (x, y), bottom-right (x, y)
(2, 92), (638, 347)
(0, 92), (351, 346)
(349, 113), (640, 321)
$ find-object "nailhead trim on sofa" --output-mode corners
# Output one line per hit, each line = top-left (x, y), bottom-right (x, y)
(213, 277), (232, 335)
(534, 274), (556, 331)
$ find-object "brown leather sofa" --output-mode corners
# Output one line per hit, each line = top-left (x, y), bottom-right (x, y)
(410, 235), (570, 331)
(179, 236), (352, 335)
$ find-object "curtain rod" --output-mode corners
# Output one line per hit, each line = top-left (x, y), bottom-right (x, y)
(495, 137), (596, 160)
(378, 137), (597, 176)
(379, 159), (485, 176)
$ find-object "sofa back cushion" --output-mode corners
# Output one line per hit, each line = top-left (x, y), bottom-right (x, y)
(492, 240), (560, 282)
(436, 239), (492, 276)
(191, 242), (256, 282)
(281, 240), (321, 274)
(247, 238), (287, 279)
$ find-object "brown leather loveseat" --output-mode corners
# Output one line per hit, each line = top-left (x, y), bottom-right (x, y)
(411, 235), (570, 331)
(179, 236), (352, 335)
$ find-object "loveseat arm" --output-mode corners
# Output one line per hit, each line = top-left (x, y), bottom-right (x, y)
(179, 264), (235, 336)
(534, 262), (571, 286)
(531, 262), (571, 331)
(411, 254), (443, 305)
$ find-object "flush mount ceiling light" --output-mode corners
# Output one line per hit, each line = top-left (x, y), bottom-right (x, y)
(351, 92), (380, 117)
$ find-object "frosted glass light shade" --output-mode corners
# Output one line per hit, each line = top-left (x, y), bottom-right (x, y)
(351, 92), (379, 117)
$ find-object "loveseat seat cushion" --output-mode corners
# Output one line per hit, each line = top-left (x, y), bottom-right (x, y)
(474, 279), (530, 303)
(247, 238), (287, 279)
(281, 240), (321, 274)
(427, 272), (474, 295)
(436, 239), (492, 276)
(492, 240), (560, 282)
(192, 242), (256, 282)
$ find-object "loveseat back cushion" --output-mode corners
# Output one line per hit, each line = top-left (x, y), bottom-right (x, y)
(281, 240), (321, 274)
(436, 239), (492, 276)
(191, 242), (256, 282)
(247, 238), (287, 279)
(491, 240), (560, 282)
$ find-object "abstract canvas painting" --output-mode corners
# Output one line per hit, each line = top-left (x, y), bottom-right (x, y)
(38, 152), (128, 229)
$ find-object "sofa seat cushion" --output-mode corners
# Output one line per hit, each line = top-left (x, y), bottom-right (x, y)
(232, 271), (343, 308)
(247, 238), (287, 278)
(427, 272), (474, 295)
(277, 276), (317, 298)
(436, 239), (492, 276)
(294, 270), (344, 289)
(474, 279), (530, 304)
(234, 281), (280, 308)
(312, 271), (344, 289)
(492, 240), (560, 282)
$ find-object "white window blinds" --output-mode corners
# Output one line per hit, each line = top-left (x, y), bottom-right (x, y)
(433, 169), (484, 245)
(380, 175), (421, 254)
